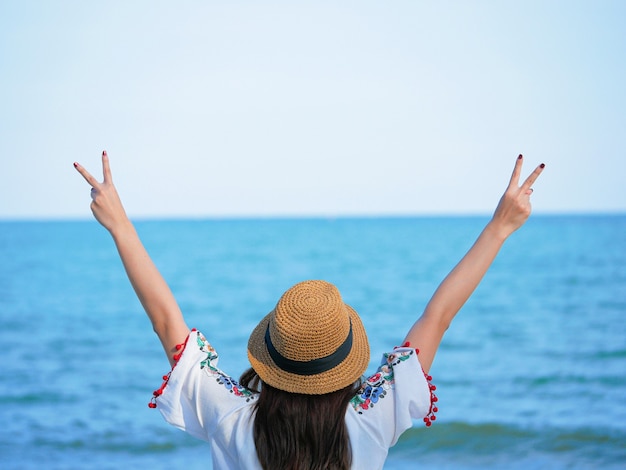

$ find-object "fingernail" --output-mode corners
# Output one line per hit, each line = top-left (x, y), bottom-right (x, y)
(102, 150), (107, 156)
(518, 154), (523, 159)
(73, 162), (78, 168)
(540, 163), (545, 168)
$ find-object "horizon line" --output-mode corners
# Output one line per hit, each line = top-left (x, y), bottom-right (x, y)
(1, 209), (625, 223)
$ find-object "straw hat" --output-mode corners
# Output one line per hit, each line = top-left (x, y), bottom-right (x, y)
(247, 280), (370, 395)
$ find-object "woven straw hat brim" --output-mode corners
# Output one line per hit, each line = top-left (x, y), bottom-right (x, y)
(247, 304), (370, 395)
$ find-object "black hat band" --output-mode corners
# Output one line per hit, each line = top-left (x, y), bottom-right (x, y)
(264, 320), (354, 376)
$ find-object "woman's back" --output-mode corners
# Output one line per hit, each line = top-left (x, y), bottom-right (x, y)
(155, 329), (434, 470)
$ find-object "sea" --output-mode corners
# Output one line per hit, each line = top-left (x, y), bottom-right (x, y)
(1, 215), (624, 469)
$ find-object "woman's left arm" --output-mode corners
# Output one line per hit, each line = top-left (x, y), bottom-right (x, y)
(74, 152), (190, 366)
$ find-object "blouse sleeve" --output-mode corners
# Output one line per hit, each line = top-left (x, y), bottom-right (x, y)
(348, 346), (438, 447)
(151, 329), (258, 442)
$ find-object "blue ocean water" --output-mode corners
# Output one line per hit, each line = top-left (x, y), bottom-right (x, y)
(0, 215), (624, 469)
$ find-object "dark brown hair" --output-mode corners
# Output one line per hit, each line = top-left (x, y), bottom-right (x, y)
(240, 368), (361, 470)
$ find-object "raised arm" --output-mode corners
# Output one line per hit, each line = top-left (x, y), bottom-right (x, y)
(74, 151), (190, 365)
(405, 155), (545, 373)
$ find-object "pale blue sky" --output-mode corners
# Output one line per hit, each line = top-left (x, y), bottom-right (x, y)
(1, 0), (624, 218)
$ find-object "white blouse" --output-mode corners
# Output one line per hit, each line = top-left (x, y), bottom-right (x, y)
(153, 329), (437, 470)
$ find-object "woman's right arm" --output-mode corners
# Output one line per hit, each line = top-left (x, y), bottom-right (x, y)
(74, 152), (190, 366)
(404, 155), (544, 373)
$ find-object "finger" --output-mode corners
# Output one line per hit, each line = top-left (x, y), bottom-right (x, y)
(101, 150), (113, 184)
(520, 163), (545, 191)
(508, 154), (524, 188)
(73, 162), (100, 188)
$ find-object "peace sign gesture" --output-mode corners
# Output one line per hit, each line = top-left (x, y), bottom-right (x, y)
(74, 151), (129, 234)
(491, 154), (545, 238)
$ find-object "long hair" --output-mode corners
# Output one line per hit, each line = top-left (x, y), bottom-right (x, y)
(240, 368), (361, 470)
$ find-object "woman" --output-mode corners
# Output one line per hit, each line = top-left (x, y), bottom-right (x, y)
(74, 153), (544, 470)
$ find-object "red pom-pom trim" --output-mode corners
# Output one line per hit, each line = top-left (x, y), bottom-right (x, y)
(148, 329), (196, 409)
(414, 348), (438, 428)
(392, 343), (439, 427)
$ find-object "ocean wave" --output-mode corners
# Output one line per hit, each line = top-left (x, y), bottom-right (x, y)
(591, 349), (626, 359)
(388, 421), (626, 469)
(521, 374), (626, 387)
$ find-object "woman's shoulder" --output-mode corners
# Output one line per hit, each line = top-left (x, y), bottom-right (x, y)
(348, 345), (438, 435)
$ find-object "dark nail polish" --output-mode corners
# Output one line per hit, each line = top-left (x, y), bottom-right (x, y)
(540, 163), (545, 168)
(518, 154), (523, 159)
(73, 162), (78, 168)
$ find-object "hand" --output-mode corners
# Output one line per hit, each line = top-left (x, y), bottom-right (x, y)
(74, 151), (130, 233)
(489, 155), (545, 239)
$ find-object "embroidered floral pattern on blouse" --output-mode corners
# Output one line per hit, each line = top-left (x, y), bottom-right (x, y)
(196, 331), (256, 402)
(150, 329), (256, 408)
(350, 349), (412, 413)
(197, 332), (219, 370)
(349, 344), (438, 427)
